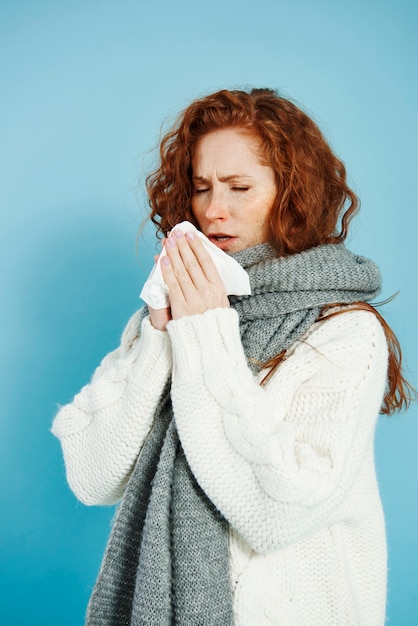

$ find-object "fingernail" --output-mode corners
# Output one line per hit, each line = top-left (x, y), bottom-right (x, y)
(186, 231), (195, 240)
(162, 256), (170, 265)
(168, 237), (176, 247)
(173, 229), (183, 239)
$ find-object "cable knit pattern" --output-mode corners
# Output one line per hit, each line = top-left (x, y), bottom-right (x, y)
(52, 237), (388, 626)
(52, 304), (387, 625)
(52, 312), (173, 505)
(168, 307), (388, 625)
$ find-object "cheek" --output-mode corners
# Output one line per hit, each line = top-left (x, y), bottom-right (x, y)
(252, 192), (275, 221)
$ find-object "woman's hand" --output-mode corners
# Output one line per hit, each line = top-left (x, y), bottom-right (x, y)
(160, 229), (229, 321)
(148, 305), (172, 331)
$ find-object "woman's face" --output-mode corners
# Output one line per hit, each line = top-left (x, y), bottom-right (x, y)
(191, 128), (278, 253)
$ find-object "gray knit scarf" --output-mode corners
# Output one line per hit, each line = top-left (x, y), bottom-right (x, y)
(85, 243), (381, 626)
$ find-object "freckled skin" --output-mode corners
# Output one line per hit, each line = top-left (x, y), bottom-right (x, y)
(149, 128), (278, 330)
(191, 128), (278, 253)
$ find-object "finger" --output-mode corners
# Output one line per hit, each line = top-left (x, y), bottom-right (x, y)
(161, 251), (229, 320)
(160, 254), (190, 315)
(170, 229), (224, 289)
(165, 232), (207, 291)
(161, 241), (206, 312)
(183, 231), (224, 285)
(163, 231), (228, 312)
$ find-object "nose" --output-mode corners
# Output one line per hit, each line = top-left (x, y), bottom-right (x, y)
(204, 190), (228, 221)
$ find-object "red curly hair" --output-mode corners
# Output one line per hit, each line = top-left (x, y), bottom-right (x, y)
(147, 87), (358, 255)
(145, 87), (414, 413)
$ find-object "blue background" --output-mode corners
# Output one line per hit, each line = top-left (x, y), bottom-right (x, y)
(1, 1), (417, 623)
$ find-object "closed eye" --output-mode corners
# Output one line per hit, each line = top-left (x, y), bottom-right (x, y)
(193, 188), (209, 194)
(232, 186), (249, 191)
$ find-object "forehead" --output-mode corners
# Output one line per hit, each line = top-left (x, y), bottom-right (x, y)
(192, 128), (265, 171)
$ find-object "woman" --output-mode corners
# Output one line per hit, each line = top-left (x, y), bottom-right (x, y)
(52, 88), (412, 626)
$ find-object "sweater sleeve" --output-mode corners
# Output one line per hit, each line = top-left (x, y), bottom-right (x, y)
(51, 310), (172, 505)
(167, 307), (388, 554)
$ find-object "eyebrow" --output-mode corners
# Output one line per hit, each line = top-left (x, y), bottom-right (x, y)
(192, 174), (253, 183)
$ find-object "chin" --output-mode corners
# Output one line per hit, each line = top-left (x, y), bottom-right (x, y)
(227, 240), (260, 254)
(224, 242), (245, 254)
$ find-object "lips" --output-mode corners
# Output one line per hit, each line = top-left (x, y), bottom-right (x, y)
(207, 233), (233, 243)
(206, 233), (237, 251)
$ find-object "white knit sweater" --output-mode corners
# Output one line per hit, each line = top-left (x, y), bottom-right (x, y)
(52, 306), (388, 625)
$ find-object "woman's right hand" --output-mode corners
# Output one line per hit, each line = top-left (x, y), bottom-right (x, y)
(148, 251), (172, 331)
(149, 305), (172, 331)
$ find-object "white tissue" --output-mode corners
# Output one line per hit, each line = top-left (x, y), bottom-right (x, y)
(139, 221), (251, 309)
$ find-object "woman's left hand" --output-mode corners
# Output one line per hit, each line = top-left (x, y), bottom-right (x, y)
(160, 229), (229, 320)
